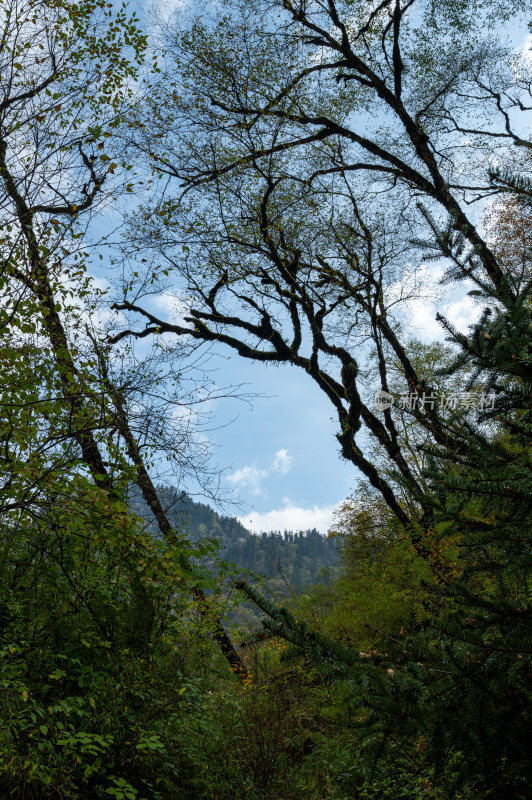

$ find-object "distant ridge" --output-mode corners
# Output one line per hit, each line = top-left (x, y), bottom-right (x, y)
(129, 485), (339, 592)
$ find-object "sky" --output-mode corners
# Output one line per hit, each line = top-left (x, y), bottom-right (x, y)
(91, 2), (531, 534)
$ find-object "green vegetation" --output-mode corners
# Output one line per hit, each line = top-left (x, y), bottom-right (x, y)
(0, 0), (531, 797)
(134, 487), (339, 594)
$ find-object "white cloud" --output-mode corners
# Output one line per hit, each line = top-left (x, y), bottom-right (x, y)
(272, 448), (293, 475)
(151, 290), (193, 324)
(226, 448), (294, 495)
(386, 262), (446, 340)
(405, 293), (481, 341)
(239, 498), (338, 534)
(226, 465), (269, 495)
(445, 296), (479, 332)
(407, 297), (444, 340)
(512, 33), (532, 80)
(518, 33), (532, 63)
(387, 260), (483, 341)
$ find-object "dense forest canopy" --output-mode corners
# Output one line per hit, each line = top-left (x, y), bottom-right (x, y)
(0, 0), (530, 797)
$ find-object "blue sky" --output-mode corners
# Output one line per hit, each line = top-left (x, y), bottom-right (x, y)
(204, 354), (355, 533)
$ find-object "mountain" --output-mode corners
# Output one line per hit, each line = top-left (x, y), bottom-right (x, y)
(129, 486), (339, 593)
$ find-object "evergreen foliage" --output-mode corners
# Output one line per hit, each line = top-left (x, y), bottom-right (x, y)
(236, 189), (532, 797)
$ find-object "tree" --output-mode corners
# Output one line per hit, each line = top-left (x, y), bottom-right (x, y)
(0, 2), (259, 793)
(0, 0), (247, 677)
(233, 182), (532, 795)
(113, 0), (530, 534)
(305, 487), (432, 650)
(110, 2), (532, 794)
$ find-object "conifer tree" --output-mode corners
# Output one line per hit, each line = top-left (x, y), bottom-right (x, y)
(236, 185), (532, 796)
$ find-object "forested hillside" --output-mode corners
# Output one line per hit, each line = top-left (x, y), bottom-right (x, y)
(0, 0), (531, 798)
(131, 486), (339, 593)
